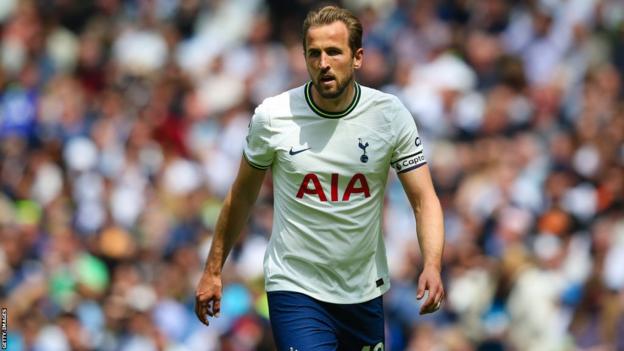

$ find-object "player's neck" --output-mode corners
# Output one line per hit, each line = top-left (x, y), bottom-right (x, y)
(311, 82), (356, 113)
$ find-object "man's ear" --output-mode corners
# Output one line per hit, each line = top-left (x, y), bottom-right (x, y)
(353, 48), (363, 69)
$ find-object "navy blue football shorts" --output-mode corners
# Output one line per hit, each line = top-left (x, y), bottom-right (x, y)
(267, 291), (385, 351)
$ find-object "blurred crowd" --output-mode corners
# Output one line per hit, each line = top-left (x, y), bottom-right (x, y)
(0, 0), (623, 350)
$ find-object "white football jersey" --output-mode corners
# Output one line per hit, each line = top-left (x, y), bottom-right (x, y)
(244, 81), (426, 303)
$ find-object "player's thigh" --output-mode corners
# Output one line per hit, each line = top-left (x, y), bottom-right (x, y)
(330, 296), (385, 351)
(268, 291), (338, 351)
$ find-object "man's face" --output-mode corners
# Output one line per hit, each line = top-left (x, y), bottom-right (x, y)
(305, 21), (363, 99)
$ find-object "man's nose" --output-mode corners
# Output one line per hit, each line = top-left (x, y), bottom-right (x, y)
(320, 52), (330, 70)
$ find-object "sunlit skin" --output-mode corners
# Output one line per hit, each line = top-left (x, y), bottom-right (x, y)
(305, 21), (363, 112)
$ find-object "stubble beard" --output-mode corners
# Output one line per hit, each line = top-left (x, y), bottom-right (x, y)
(314, 73), (354, 100)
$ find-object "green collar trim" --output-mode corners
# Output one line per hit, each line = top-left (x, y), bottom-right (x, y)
(304, 81), (361, 119)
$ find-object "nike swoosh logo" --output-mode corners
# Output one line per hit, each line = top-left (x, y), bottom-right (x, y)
(289, 147), (311, 155)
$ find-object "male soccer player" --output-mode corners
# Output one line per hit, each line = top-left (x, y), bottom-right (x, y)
(195, 6), (445, 350)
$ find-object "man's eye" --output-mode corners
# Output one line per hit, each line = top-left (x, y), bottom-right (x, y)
(308, 51), (320, 57)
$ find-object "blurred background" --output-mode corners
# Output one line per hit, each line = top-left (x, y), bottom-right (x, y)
(0, 0), (623, 350)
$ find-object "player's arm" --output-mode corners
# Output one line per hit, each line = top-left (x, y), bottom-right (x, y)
(398, 164), (445, 315)
(195, 158), (266, 325)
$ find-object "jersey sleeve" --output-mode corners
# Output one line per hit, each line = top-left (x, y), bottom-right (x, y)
(243, 102), (274, 170)
(389, 98), (426, 174)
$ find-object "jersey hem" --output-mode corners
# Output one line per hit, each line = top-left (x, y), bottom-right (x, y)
(243, 152), (271, 170)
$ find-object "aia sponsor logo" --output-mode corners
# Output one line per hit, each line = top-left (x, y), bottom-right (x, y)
(296, 173), (370, 201)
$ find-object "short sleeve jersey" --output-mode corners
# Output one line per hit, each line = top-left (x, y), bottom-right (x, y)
(244, 82), (426, 303)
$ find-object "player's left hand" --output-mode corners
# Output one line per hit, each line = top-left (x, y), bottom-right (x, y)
(416, 265), (444, 315)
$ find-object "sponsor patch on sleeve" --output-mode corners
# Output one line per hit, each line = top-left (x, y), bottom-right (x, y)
(391, 152), (426, 173)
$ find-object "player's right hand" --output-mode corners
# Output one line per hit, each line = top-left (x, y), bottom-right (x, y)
(195, 273), (223, 326)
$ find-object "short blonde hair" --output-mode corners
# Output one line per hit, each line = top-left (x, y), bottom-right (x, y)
(302, 6), (363, 56)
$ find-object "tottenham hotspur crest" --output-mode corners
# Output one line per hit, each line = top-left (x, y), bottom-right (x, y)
(358, 138), (369, 163)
